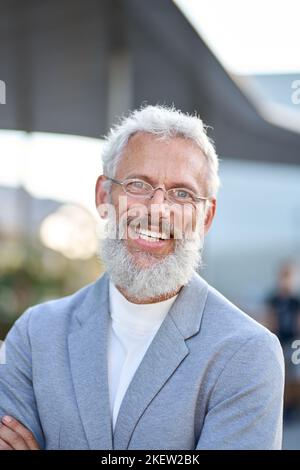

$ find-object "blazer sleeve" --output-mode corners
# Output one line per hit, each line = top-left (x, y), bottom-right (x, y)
(0, 308), (45, 449)
(196, 331), (285, 450)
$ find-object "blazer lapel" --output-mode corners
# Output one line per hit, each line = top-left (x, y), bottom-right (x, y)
(113, 271), (209, 450)
(68, 271), (113, 450)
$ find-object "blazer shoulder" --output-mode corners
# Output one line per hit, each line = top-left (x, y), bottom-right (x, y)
(202, 280), (281, 348)
(17, 278), (99, 337)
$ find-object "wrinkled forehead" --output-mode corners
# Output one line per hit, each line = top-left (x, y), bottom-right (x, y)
(115, 132), (208, 188)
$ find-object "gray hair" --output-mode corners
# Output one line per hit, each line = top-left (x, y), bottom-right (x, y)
(101, 104), (220, 198)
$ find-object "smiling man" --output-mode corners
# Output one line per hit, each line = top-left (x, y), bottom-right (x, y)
(0, 105), (284, 450)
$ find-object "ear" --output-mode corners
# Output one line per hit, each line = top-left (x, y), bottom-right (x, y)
(203, 198), (216, 235)
(95, 175), (110, 219)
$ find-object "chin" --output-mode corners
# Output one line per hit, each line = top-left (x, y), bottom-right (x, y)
(129, 250), (166, 269)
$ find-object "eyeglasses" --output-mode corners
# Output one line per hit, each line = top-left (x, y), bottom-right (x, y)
(105, 176), (211, 206)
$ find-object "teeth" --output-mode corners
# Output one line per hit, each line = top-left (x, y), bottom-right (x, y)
(139, 234), (160, 242)
(139, 229), (160, 238)
(135, 228), (169, 241)
(160, 233), (169, 240)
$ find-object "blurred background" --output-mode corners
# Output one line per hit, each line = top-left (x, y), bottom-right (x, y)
(0, 0), (300, 448)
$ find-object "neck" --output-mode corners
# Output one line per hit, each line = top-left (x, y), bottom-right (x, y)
(116, 285), (183, 304)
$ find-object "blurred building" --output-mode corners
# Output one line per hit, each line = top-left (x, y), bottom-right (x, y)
(0, 185), (60, 237)
(0, 0), (299, 164)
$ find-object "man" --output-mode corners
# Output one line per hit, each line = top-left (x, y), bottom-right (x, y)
(0, 105), (284, 450)
(265, 262), (300, 418)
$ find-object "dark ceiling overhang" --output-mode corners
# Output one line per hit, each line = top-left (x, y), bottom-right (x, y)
(0, 0), (299, 165)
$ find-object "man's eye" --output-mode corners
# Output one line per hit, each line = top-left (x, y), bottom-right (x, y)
(127, 180), (150, 193)
(130, 181), (148, 189)
(132, 181), (145, 188)
(175, 189), (190, 199)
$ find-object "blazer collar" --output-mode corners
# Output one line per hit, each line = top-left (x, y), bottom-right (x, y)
(68, 270), (208, 450)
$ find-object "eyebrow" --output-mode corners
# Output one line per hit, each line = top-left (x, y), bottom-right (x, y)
(124, 174), (200, 193)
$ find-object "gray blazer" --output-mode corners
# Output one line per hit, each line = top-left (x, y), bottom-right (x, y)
(0, 270), (284, 450)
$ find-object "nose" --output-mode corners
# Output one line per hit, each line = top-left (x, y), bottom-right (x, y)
(150, 186), (166, 205)
(148, 187), (170, 220)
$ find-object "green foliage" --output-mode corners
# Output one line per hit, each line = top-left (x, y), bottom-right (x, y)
(0, 237), (102, 337)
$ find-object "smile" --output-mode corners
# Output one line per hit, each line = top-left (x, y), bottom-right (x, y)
(135, 228), (169, 242)
(128, 226), (173, 249)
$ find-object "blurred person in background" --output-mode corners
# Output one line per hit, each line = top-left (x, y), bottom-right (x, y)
(0, 105), (284, 450)
(265, 262), (300, 419)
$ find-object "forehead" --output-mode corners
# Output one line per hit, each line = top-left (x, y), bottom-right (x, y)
(115, 132), (208, 186)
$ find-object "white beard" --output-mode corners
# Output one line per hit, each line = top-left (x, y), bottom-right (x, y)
(98, 211), (205, 302)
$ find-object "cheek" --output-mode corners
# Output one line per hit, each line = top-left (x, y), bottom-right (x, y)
(172, 205), (197, 236)
(114, 196), (150, 230)
(112, 194), (137, 220)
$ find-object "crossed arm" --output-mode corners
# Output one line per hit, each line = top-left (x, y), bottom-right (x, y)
(0, 416), (39, 450)
(0, 309), (45, 450)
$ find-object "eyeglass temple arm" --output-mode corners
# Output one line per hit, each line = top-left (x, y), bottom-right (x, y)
(106, 176), (123, 186)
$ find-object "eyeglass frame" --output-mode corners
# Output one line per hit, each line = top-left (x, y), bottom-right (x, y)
(105, 176), (211, 205)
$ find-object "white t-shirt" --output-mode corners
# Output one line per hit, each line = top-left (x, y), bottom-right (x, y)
(107, 279), (179, 431)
